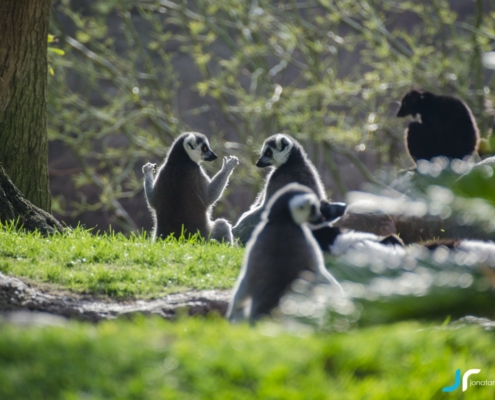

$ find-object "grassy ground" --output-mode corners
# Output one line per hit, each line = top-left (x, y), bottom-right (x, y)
(0, 226), (243, 298)
(1, 226), (495, 398)
(1, 224), (493, 324)
(1, 316), (494, 399)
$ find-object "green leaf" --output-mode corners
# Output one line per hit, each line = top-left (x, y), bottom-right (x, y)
(76, 31), (91, 44)
(48, 48), (65, 56)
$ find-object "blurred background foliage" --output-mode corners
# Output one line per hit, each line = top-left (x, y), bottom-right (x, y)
(46, 0), (495, 233)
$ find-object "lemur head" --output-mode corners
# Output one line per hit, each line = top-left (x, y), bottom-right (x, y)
(397, 89), (431, 117)
(264, 183), (324, 225)
(289, 192), (323, 225)
(183, 132), (217, 164)
(256, 134), (294, 168)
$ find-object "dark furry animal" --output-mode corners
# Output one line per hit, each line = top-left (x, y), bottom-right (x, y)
(232, 134), (346, 244)
(227, 183), (343, 323)
(142, 132), (238, 242)
(397, 90), (479, 161)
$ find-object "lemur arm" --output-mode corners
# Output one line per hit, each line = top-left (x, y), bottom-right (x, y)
(142, 162), (157, 209)
(250, 190), (265, 209)
(207, 156), (239, 206)
(314, 262), (345, 296)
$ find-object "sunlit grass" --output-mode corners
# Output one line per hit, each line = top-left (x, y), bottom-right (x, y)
(1, 223), (493, 326)
(0, 316), (494, 399)
(0, 224), (243, 298)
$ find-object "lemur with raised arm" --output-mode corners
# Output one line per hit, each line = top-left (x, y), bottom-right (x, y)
(142, 132), (238, 242)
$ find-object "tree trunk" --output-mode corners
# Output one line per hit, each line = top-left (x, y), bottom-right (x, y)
(0, 163), (63, 235)
(0, 0), (52, 212)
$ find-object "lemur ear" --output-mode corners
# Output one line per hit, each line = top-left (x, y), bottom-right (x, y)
(280, 137), (289, 150)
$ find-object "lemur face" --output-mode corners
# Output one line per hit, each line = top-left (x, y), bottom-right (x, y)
(256, 134), (294, 168)
(288, 193), (323, 225)
(397, 90), (424, 117)
(183, 133), (217, 164)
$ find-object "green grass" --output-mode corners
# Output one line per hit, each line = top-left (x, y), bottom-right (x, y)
(0, 316), (494, 399)
(1, 226), (494, 399)
(1, 225), (493, 327)
(0, 226), (244, 298)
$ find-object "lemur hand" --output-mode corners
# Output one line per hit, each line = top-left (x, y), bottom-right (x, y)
(223, 156), (239, 171)
(142, 162), (157, 175)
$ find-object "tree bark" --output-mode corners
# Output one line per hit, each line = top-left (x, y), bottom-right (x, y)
(0, 163), (63, 234)
(0, 0), (52, 212)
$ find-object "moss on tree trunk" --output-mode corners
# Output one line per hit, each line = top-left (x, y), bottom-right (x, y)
(0, 0), (52, 212)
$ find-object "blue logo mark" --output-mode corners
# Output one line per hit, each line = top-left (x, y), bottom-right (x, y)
(442, 369), (461, 392)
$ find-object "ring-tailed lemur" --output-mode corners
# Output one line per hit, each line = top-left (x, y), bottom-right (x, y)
(232, 134), (346, 244)
(227, 183), (344, 323)
(142, 132), (238, 242)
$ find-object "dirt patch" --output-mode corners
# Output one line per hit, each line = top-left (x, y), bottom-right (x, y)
(0, 273), (230, 322)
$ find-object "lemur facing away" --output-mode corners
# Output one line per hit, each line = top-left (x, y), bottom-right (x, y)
(227, 183), (344, 323)
(232, 134), (346, 244)
(397, 90), (479, 162)
(142, 132), (239, 242)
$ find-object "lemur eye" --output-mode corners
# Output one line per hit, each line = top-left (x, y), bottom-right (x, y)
(202, 145), (208, 152)
(265, 149), (272, 157)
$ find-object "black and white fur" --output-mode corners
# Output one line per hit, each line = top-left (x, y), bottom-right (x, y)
(142, 132), (239, 242)
(232, 134), (346, 244)
(397, 90), (479, 162)
(310, 224), (404, 255)
(227, 183), (344, 323)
